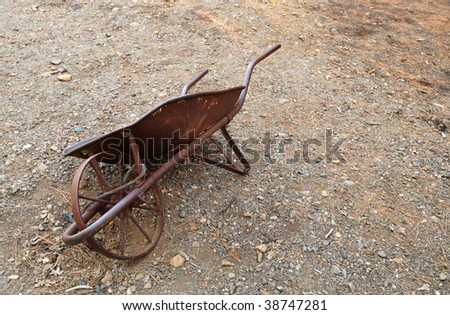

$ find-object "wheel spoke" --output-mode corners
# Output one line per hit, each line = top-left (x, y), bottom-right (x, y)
(128, 212), (153, 243)
(78, 194), (115, 205)
(119, 217), (125, 256)
(89, 158), (110, 192)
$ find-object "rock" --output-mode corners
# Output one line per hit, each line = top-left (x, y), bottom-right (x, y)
(37, 163), (47, 171)
(58, 73), (72, 81)
(343, 180), (355, 187)
(257, 252), (263, 263)
(144, 281), (152, 289)
(178, 210), (186, 218)
(255, 244), (268, 253)
(8, 275), (19, 280)
(227, 272), (235, 279)
(417, 284), (430, 291)
(51, 58), (62, 65)
(243, 212), (252, 218)
(178, 250), (189, 261)
(101, 270), (113, 285)
(191, 241), (200, 248)
(320, 173), (328, 178)
(331, 265), (341, 275)
(279, 98), (289, 104)
(169, 254), (185, 267)
(347, 282), (356, 293)
(23, 144), (32, 150)
(439, 272), (447, 281)
(300, 191), (311, 196)
(266, 251), (276, 260)
(321, 190), (329, 197)
(74, 127), (84, 133)
(377, 250), (387, 258)
(221, 260), (233, 267)
(392, 257), (404, 264)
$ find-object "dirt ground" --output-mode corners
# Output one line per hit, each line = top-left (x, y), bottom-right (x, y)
(1, 1), (449, 295)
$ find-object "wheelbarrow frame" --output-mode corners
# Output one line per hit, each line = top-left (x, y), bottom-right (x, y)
(62, 44), (281, 259)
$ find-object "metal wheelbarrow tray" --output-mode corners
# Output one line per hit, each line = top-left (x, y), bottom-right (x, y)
(62, 44), (281, 260)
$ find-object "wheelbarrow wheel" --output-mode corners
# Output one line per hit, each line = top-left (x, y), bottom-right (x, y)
(71, 152), (164, 260)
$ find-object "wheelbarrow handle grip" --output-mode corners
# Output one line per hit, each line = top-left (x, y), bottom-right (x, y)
(236, 44), (281, 108)
(182, 69), (209, 95)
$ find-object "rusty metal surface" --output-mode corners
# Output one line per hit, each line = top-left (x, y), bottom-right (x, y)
(62, 44), (281, 260)
(63, 86), (245, 160)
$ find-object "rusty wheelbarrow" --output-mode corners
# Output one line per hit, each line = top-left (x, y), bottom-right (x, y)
(62, 44), (281, 259)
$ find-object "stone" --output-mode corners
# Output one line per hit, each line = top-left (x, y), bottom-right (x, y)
(439, 272), (447, 281)
(37, 163), (47, 171)
(377, 250), (387, 258)
(347, 282), (356, 293)
(51, 58), (62, 65)
(417, 284), (430, 292)
(58, 73), (72, 81)
(321, 190), (329, 197)
(331, 265), (341, 275)
(392, 257), (404, 264)
(221, 260), (233, 267)
(343, 180), (355, 187)
(169, 254), (185, 267)
(227, 272), (236, 279)
(144, 281), (152, 289)
(101, 270), (113, 285)
(257, 252), (263, 263)
(255, 244), (268, 253)
(266, 251), (276, 260)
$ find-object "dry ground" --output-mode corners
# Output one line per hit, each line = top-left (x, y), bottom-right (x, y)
(1, 1), (449, 294)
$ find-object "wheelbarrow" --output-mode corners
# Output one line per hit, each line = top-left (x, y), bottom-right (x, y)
(62, 44), (281, 260)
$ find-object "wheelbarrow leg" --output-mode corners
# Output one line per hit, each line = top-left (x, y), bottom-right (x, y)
(193, 126), (250, 175)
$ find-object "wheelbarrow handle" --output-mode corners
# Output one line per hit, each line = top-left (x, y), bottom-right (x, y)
(236, 44), (281, 108)
(182, 69), (209, 95)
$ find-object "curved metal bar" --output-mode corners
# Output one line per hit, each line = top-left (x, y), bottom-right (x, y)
(235, 44), (281, 109)
(62, 116), (230, 246)
(182, 69), (209, 95)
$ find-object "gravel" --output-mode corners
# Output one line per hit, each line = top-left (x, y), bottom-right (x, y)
(1, 1), (449, 295)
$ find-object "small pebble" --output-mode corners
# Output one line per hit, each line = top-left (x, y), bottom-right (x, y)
(221, 260), (233, 267)
(169, 254), (185, 267)
(51, 58), (62, 65)
(257, 252), (263, 263)
(58, 73), (72, 81)
(439, 272), (447, 281)
(255, 244), (268, 253)
(101, 270), (113, 285)
(343, 180), (355, 187)
(377, 250), (387, 258)
(347, 282), (356, 293)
